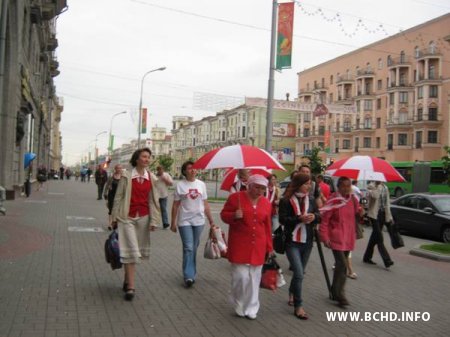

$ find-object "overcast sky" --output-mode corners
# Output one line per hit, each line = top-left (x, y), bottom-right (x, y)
(54, 0), (449, 165)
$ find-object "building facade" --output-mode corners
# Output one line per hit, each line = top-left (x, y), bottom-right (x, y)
(0, 0), (67, 198)
(171, 99), (298, 179)
(295, 14), (450, 167)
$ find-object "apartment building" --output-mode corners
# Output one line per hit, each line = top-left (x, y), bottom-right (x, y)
(296, 13), (450, 166)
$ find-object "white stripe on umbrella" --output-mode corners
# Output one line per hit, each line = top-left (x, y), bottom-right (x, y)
(202, 145), (245, 169)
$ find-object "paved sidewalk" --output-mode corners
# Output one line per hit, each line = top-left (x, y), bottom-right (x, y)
(0, 180), (449, 337)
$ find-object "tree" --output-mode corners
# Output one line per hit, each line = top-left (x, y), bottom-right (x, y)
(157, 154), (174, 172)
(302, 147), (325, 174)
(442, 146), (450, 186)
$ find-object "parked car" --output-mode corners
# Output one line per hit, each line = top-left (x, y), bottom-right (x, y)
(390, 193), (450, 242)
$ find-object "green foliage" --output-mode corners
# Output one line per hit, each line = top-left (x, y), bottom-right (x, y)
(302, 147), (325, 174)
(442, 146), (450, 186)
(157, 154), (174, 172)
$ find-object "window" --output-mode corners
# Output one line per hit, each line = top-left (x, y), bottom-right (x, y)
(399, 92), (408, 103)
(364, 118), (372, 129)
(429, 85), (438, 98)
(429, 41), (436, 54)
(343, 121), (351, 132)
(242, 126), (246, 138)
(429, 65), (435, 79)
(376, 137), (381, 148)
(377, 79), (382, 90)
(414, 46), (420, 58)
(336, 122), (340, 132)
(417, 108), (423, 121)
(400, 51), (406, 63)
(430, 169), (448, 184)
(399, 111), (408, 123)
(356, 118), (360, 130)
(415, 131), (422, 148)
(343, 139), (351, 149)
(389, 93), (395, 105)
(398, 133), (407, 145)
(387, 55), (392, 66)
(427, 131), (437, 143)
(364, 100), (373, 111)
(418, 86), (423, 99)
(321, 78), (325, 87)
(388, 134), (393, 150)
(429, 107), (438, 121)
(304, 128), (310, 137)
(398, 197), (419, 209)
(335, 139), (339, 151)
(399, 72), (407, 86)
(377, 98), (381, 110)
(329, 93), (333, 103)
(363, 137), (371, 148)
(356, 101), (361, 112)
(376, 118), (381, 128)
(304, 113), (311, 122)
(330, 75), (333, 85)
(318, 125), (325, 136)
(378, 58), (383, 69)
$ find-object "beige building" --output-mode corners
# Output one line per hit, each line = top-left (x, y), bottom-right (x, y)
(172, 99), (298, 179)
(296, 13), (450, 166)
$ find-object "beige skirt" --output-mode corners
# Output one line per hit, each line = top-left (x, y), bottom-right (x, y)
(118, 215), (150, 264)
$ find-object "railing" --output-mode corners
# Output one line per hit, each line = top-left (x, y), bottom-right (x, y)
(337, 74), (353, 82)
(356, 69), (375, 77)
(415, 47), (441, 58)
(313, 83), (328, 90)
(389, 56), (411, 66)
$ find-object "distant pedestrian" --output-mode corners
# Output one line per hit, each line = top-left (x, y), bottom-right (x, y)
(103, 164), (123, 228)
(279, 173), (320, 319)
(316, 174), (331, 201)
(87, 167), (92, 183)
(80, 167), (87, 182)
(155, 166), (173, 229)
(111, 147), (161, 301)
(0, 185), (6, 215)
(59, 166), (64, 180)
(230, 169), (249, 193)
(37, 165), (48, 191)
(95, 165), (108, 200)
(319, 176), (362, 307)
(363, 181), (394, 268)
(170, 161), (215, 288)
(265, 174), (281, 232)
(220, 174), (273, 320)
(75, 170), (80, 181)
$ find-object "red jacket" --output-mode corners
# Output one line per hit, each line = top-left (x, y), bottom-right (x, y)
(220, 192), (273, 266)
(319, 193), (358, 251)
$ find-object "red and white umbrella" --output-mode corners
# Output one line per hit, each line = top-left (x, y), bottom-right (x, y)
(192, 145), (285, 171)
(325, 156), (405, 182)
(220, 167), (272, 191)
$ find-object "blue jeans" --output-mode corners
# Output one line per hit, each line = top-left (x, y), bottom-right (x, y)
(285, 241), (313, 308)
(178, 225), (205, 281)
(159, 197), (169, 226)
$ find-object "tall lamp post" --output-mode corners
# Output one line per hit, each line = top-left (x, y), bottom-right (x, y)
(95, 131), (107, 166)
(137, 66), (166, 148)
(108, 111), (127, 156)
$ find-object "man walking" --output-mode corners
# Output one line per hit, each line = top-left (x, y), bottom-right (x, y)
(95, 165), (108, 200)
(155, 166), (173, 229)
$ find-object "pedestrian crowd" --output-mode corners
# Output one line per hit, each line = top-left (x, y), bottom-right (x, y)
(38, 147), (394, 322)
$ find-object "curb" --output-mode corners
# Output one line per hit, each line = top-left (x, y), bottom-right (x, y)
(409, 245), (450, 262)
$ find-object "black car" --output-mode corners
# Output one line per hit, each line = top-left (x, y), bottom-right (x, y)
(390, 193), (450, 243)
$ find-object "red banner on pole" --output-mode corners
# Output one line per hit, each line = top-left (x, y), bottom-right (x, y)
(141, 108), (147, 134)
(276, 2), (295, 70)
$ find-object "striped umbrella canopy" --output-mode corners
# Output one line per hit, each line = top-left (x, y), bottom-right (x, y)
(325, 155), (405, 182)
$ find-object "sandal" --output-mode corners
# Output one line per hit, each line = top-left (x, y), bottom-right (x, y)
(288, 294), (294, 306)
(347, 272), (357, 279)
(294, 309), (308, 320)
(124, 289), (135, 301)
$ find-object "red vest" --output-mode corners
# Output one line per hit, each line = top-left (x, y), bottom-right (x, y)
(128, 178), (151, 218)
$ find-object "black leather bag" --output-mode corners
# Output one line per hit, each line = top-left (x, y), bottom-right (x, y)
(272, 226), (286, 254)
(386, 222), (404, 249)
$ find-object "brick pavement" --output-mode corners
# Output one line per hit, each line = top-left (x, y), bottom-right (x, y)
(0, 179), (449, 337)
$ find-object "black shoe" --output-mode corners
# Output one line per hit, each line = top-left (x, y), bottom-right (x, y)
(385, 261), (394, 268)
(124, 289), (135, 301)
(185, 279), (194, 288)
(97, 198), (102, 200)
(122, 282), (128, 292)
(163, 224), (170, 229)
(337, 299), (350, 307)
(363, 259), (377, 265)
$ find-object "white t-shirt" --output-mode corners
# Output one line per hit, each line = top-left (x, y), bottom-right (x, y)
(174, 179), (207, 227)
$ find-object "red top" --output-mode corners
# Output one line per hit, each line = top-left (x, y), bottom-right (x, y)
(220, 192), (273, 266)
(128, 178), (151, 218)
(320, 181), (331, 200)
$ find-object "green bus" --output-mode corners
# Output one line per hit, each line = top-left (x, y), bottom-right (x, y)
(386, 161), (450, 197)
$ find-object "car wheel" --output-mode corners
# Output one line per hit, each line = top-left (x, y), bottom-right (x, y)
(441, 226), (450, 243)
(394, 188), (404, 198)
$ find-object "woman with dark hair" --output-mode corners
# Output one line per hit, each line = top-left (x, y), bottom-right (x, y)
(279, 173), (320, 320)
(104, 164), (123, 229)
(111, 147), (161, 301)
(170, 161), (215, 287)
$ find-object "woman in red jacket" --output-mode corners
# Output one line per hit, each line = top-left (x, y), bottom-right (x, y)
(220, 174), (273, 320)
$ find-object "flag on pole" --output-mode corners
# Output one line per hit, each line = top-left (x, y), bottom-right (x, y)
(108, 134), (114, 152)
(276, 2), (294, 70)
(141, 108), (147, 134)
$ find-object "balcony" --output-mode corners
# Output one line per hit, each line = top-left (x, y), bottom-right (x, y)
(336, 74), (354, 84)
(386, 118), (413, 129)
(414, 73), (443, 84)
(333, 126), (352, 134)
(388, 56), (411, 68)
(46, 35), (58, 51)
(355, 90), (375, 98)
(298, 88), (314, 98)
(42, 0), (68, 21)
(336, 95), (353, 104)
(356, 69), (375, 79)
(313, 83), (328, 91)
(387, 82), (413, 91)
(50, 58), (60, 77)
(415, 47), (441, 60)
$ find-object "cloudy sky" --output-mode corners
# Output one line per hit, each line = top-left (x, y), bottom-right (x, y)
(54, 0), (449, 165)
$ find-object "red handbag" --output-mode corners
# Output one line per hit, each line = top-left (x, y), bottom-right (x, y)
(260, 269), (278, 290)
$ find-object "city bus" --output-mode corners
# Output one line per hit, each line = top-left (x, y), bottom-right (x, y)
(386, 161), (450, 197)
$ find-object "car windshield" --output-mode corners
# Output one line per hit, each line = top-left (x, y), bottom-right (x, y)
(432, 197), (450, 212)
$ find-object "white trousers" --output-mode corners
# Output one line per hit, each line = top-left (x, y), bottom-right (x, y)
(230, 264), (263, 317)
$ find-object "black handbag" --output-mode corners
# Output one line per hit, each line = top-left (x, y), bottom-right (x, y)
(272, 226), (286, 254)
(386, 222), (404, 249)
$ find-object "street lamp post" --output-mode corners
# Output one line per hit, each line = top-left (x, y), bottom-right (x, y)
(95, 131), (107, 166)
(108, 111), (127, 156)
(137, 66), (166, 148)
